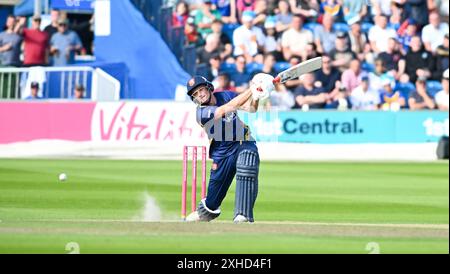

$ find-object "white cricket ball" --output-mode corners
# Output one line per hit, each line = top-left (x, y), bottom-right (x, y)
(59, 173), (67, 182)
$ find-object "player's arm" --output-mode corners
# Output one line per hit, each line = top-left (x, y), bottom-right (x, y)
(239, 93), (259, 113)
(214, 89), (253, 120)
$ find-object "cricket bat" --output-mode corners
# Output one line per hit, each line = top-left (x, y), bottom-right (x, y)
(273, 57), (323, 84)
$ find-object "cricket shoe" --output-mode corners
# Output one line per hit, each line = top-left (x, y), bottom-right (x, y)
(185, 211), (201, 222)
(233, 215), (249, 223)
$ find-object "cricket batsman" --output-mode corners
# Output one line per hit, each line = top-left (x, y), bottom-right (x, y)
(185, 74), (274, 223)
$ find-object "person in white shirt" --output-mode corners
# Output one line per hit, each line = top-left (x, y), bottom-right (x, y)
(270, 83), (295, 111)
(368, 14), (397, 53)
(281, 14), (314, 61)
(233, 11), (265, 60)
(435, 69), (449, 111)
(350, 75), (380, 110)
(421, 11), (449, 53)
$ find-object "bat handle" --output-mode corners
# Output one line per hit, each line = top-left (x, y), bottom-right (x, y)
(273, 77), (281, 84)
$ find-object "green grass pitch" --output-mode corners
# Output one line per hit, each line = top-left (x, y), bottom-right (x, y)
(0, 159), (448, 254)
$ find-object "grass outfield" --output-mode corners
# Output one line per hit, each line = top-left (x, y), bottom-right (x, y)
(0, 159), (448, 254)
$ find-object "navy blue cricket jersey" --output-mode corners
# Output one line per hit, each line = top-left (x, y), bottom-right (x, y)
(196, 91), (255, 160)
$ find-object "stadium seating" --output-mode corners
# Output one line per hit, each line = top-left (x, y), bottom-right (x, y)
(334, 22), (350, 32)
(361, 22), (374, 34)
(246, 63), (263, 74)
(223, 23), (240, 41)
(427, 80), (443, 97)
(274, 62), (290, 74)
(361, 62), (375, 73)
(395, 82), (415, 97)
(220, 63), (237, 74)
(304, 22), (320, 33)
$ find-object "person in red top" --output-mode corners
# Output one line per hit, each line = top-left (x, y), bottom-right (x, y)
(17, 16), (49, 66)
(172, 1), (189, 28)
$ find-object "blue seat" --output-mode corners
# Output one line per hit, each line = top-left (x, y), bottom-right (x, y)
(334, 22), (350, 32)
(274, 62), (290, 73)
(222, 23), (240, 41)
(361, 22), (374, 34)
(304, 22), (319, 33)
(220, 63), (237, 74)
(395, 82), (415, 97)
(361, 62), (375, 73)
(427, 80), (443, 97)
(246, 63), (263, 74)
(195, 63), (210, 77)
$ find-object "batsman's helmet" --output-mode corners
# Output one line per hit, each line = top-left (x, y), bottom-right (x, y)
(186, 76), (214, 100)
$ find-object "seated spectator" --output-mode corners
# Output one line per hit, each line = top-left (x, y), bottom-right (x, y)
(430, 0), (449, 24)
(0, 15), (23, 67)
(230, 55), (252, 92)
(408, 77), (437, 110)
(388, 0), (408, 31)
(403, 0), (428, 28)
(320, 0), (344, 22)
(379, 76), (406, 111)
(185, 18), (204, 47)
(436, 33), (449, 76)
(289, 0), (319, 18)
(205, 53), (221, 81)
(378, 37), (404, 79)
(211, 20), (233, 59)
(342, 0), (367, 24)
(194, 0), (222, 39)
(435, 69), (449, 111)
(253, 53), (277, 77)
(281, 15), (314, 61)
(314, 13), (337, 54)
(211, 0), (237, 24)
(253, 0), (268, 29)
(270, 83), (295, 110)
(293, 73), (327, 109)
(330, 31), (356, 72)
(50, 18), (82, 66)
(73, 85), (85, 99)
(24, 82), (42, 100)
(347, 20), (367, 61)
(350, 75), (380, 111)
(233, 11), (265, 61)
(214, 72), (236, 92)
(172, 1), (190, 27)
(421, 11), (449, 53)
(197, 33), (221, 65)
(341, 59), (363, 93)
(403, 36), (438, 83)
(315, 54), (341, 95)
(368, 14), (397, 54)
(301, 42), (319, 62)
(275, 0), (293, 33)
(262, 17), (281, 56)
(397, 19), (418, 54)
(17, 16), (49, 67)
(369, 58), (390, 93)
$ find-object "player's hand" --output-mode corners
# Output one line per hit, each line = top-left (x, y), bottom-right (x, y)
(250, 73), (275, 101)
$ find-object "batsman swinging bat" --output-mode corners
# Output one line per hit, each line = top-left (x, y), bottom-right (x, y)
(273, 57), (323, 84)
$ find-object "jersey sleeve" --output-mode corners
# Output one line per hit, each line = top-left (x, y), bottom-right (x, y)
(197, 106), (218, 126)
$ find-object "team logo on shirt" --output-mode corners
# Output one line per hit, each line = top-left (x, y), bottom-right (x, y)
(224, 112), (236, 122)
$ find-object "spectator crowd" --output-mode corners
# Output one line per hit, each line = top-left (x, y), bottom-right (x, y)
(0, 10), (91, 68)
(173, 0), (449, 111)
